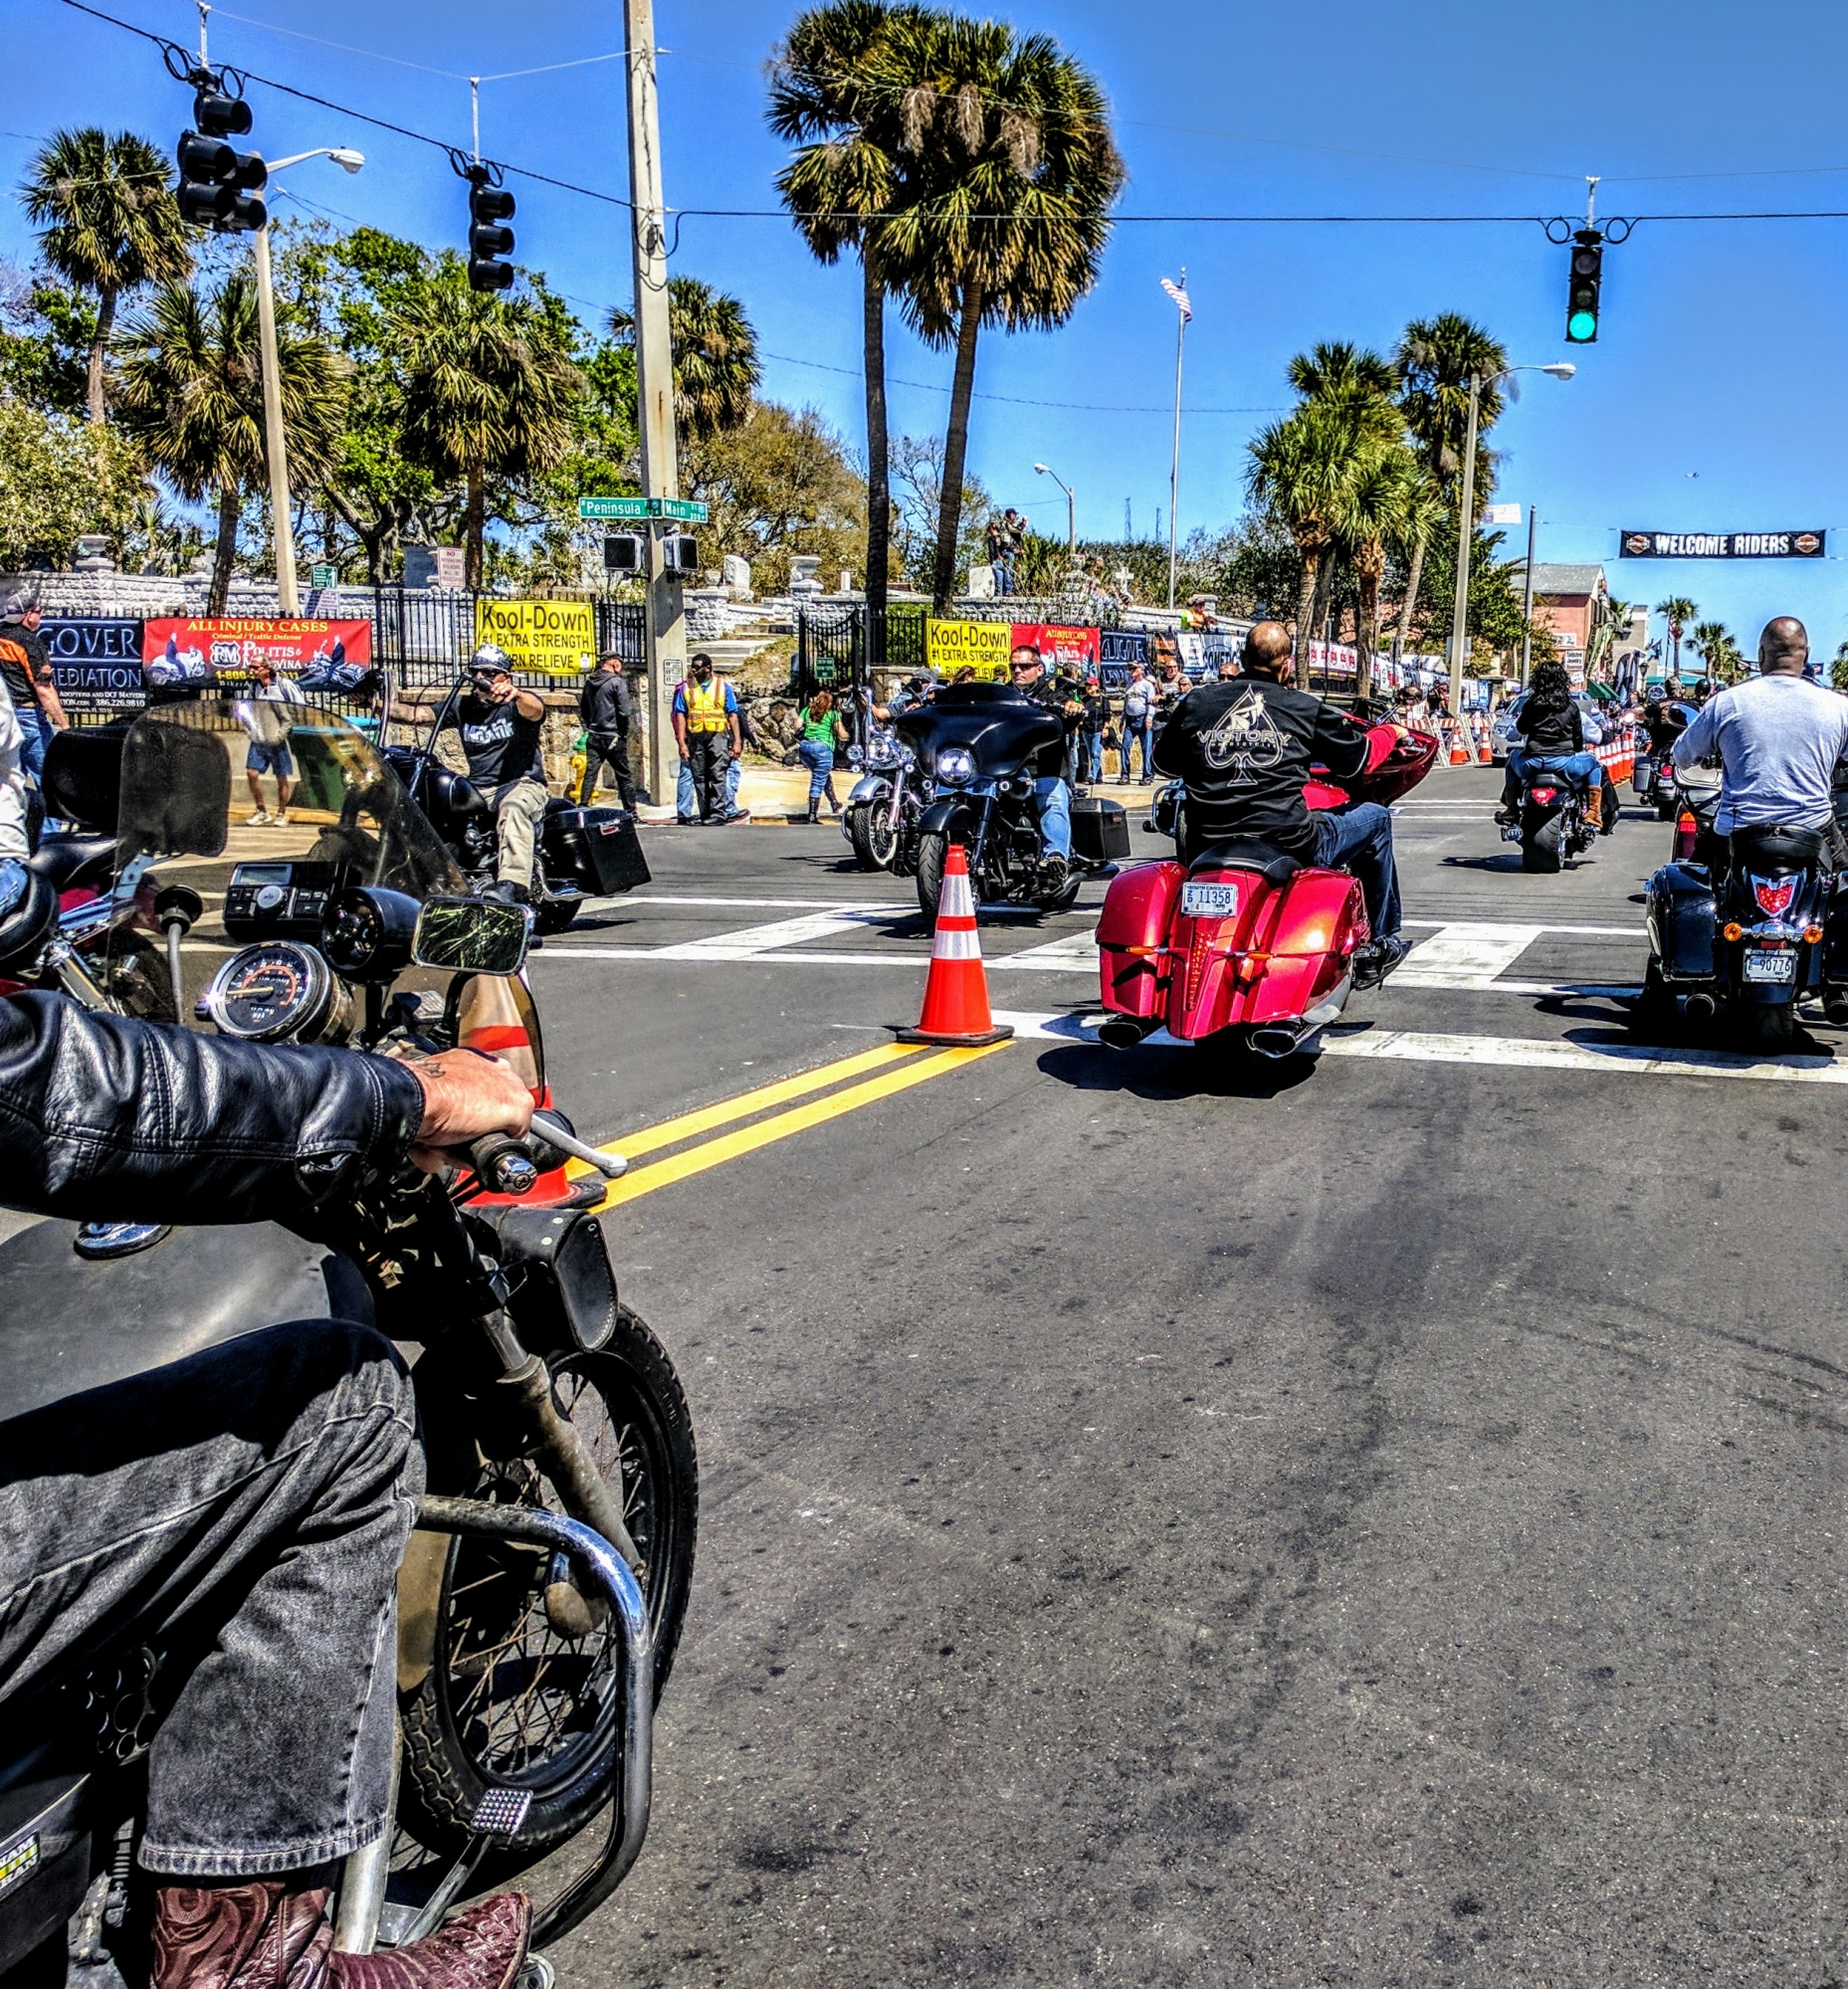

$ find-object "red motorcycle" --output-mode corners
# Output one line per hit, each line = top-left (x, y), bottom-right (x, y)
(1096, 725), (1438, 1059)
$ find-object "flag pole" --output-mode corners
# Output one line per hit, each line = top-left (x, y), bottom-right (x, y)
(1166, 267), (1187, 611)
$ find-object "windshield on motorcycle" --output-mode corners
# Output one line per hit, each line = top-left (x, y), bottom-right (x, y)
(893, 682), (1063, 774)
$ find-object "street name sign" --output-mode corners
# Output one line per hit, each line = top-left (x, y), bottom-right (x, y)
(578, 496), (710, 523)
(1620, 529), (1826, 558)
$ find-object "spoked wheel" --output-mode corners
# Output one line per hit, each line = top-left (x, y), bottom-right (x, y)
(400, 1309), (698, 1860)
(845, 804), (882, 872)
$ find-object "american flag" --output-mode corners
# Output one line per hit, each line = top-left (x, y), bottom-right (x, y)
(1160, 277), (1192, 321)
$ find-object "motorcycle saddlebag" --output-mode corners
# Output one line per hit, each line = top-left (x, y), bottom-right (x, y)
(542, 805), (651, 896)
(1071, 795), (1130, 862)
(1097, 861), (1182, 1019)
(1647, 861), (1717, 981)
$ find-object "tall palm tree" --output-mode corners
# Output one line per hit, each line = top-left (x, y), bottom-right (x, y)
(1387, 468), (1447, 668)
(22, 127), (192, 426)
(114, 270), (345, 613)
(1657, 596), (1698, 680)
(1392, 313), (1509, 668)
(1335, 447), (1426, 701)
(1289, 339), (1396, 405)
(871, 12), (1125, 612)
(1689, 618), (1737, 686)
(393, 283), (583, 589)
(607, 275), (759, 443)
(769, 1), (927, 632)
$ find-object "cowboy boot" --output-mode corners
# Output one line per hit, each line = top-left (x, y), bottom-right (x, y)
(152, 1880), (529, 1989)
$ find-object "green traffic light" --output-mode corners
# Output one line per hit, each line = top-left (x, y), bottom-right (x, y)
(1567, 309), (1597, 342)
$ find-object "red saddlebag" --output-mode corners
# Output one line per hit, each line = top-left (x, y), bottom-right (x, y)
(1097, 861), (1182, 1020)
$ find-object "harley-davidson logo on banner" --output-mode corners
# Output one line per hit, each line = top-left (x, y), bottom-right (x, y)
(1620, 530), (1826, 558)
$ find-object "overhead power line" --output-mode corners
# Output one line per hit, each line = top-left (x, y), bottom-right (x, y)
(759, 348), (1284, 416)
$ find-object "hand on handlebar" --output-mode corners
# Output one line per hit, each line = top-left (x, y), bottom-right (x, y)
(403, 1050), (534, 1174)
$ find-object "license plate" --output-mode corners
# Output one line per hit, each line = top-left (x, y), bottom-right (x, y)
(1180, 881), (1238, 919)
(1745, 949), (1796, 984)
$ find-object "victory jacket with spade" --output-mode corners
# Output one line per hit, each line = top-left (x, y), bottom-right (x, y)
(1152, 677), (1381, 858)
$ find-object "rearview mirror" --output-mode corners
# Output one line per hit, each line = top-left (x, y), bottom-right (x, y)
(411, 895), (531, 975)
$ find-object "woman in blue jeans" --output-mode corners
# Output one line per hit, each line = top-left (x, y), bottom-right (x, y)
(796, 689), (848, 822)
(1497, 660), (1602, 827)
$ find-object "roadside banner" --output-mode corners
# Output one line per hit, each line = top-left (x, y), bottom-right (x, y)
(925, 617), (1014, 682)
(142, 617), (372, 688)
(41, 614), (144, 712)
(1009, 622), (1100, 674)
(1098, 629), (1148, 687)
(1619, 528), (1826, 559)
(475, 597), (596, 676)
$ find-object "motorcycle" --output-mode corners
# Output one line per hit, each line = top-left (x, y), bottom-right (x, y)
(1508, 762), (1596, 873)
(1096, 727), (1438, 1061)
(381, 668), (651, 934)
(0, 701), (697, 1985)
(1641, 760), (1845, 1049)
(842, 729), (924, 876)
(1634, 746), (1684, 821)
(895, 682), (1128, 922)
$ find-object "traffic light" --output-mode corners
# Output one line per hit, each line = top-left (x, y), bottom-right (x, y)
(176, 81), (267, 232)
(466, 167), (516, 292)
(662, 533), (701, 578)
(603, 533), (644, 572)
(1565, 228), (1603, 344)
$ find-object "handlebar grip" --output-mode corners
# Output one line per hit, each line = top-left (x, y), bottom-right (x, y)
(466, 1132), (540, 1196)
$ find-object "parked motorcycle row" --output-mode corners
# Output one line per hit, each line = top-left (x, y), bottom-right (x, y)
(0, 679), (688, 1984)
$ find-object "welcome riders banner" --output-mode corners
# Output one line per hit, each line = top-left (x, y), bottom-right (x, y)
(1620, 530), (1826, 558)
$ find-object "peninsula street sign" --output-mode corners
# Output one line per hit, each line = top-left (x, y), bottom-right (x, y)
(577, 496), (709, 523)
(1620, 529), (1826, 559)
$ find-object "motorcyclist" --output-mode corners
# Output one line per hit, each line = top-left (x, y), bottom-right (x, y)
(439, 645), (550, 904)
(1494, 661), (1603, 833)
(1006, 644), (1086, 893)
(0, 991), (537, 1986)
(1153, 619), (1412, 985)
(1673, 616), (1848, 864)
(1643, 679), (1698, 753)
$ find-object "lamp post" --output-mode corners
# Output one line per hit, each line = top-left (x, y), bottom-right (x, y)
(1033, 462), (1075, 555)
(253, 147), (364, 616)
(1448, 360), (1573, 716)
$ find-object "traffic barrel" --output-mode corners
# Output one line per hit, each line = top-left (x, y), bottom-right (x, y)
(895, 844), (1014, 1047)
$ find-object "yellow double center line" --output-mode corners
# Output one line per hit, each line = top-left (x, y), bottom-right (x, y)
(566, 1038), (1012, 1210)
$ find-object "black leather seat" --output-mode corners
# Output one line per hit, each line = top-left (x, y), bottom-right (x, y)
(1730, 823), (1822, 874)
(1186, 837), (1304, 887)
(28, 834), (116, 893)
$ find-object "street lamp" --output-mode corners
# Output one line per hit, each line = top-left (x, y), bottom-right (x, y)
(1033, 462), (1076, 556)
(253, 147), (365, 616)
(1447, 361), (1574, 716)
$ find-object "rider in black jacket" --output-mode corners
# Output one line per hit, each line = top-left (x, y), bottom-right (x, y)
(1007, 645), (1086, 890)
(0, 996), (540, 1987)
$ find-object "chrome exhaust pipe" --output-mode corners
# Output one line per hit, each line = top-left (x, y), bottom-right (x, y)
(1249, 1019), (1314, 1059)
(1098, 1014), (1157, 1050)
(1685, 991), (1717, 1019)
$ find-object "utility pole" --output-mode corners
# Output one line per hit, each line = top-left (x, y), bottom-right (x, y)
(1519, 504), (1538, 684)
(1447, 369), (1483, 717)
(252, 225), (298, 616)
(623, 0), (683, 807)
(1163, 269), (1189, 610)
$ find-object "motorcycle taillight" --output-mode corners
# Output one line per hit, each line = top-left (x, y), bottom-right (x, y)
(1529, 786), (1557, 804)
(1751, 876), (1798, 918)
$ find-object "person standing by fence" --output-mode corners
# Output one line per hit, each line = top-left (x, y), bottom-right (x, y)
(576, 652), (638, 813)
(1119, 665), (1154, 783)
(672, 654), (742, 826)
(795, 689), (849, 822)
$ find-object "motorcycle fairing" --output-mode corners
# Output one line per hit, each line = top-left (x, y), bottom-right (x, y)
(1096, 861), (1184, 1022)
(1307, 727), (1438, 813)
(892, 683), (1063, 771)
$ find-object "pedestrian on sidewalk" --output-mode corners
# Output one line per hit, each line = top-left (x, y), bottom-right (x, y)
(672, 654), (741, 825)
(723, 700), (760, 824)
(1079, 676), (1107, 785)
(576, 652), (638, 812)
(795, 689), (849, 822)
(236, 657), (307, 825)
(1119, 665), (1153, 783)
(0, 588), (66, 783)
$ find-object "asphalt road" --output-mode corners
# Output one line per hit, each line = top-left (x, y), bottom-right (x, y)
(532, 767), (1848, 1987)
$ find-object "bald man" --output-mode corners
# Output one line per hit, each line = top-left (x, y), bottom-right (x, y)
(1153, 620), (1412, 984)
(1673, 617), (1848, 837)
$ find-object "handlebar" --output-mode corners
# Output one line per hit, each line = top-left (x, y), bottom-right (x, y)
(460, 1108), (628, 1197)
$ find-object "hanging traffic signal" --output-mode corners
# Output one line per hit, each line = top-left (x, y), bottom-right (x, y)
(466, 167), (516, 292)
(1565, 228), (1603, 344)
(603, 533), (644, 572)
(176, 80), (267, 232)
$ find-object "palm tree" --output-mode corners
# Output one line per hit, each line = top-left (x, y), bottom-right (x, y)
(1831, 639), (1848, 695)
(1392, 313), (1509, 667)
(1289, 339), (1396, 404)
(393, 282), (583, 589)
(1656, 597), (1697, 679)
(114, 270), (345, 613)
(769, 1), (926, 634)
(1689, 618), (1737, 686)
(1387, 469), (1447, 669)
(871, 13), (1126, 612)
(607, 275), (759, 443)
(22, 127), (192, 426)
(1335, 447), (1426, 701)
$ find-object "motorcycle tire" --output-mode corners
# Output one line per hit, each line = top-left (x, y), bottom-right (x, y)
(533, 896), (583, 935)
(1733, 996), (1797, 1053)
(845, 804), (883, 873)
(916, 830), (957, 924)
(1633, 960), (1677, 1032)
(399, 1306), (698, 1860)
(1521, 807), (1563, 873)
(1656, 798), (1678, 821)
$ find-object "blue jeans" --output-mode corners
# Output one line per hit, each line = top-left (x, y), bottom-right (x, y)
(725, 754), (742, 813)
(1120, 719), (1153, 782)
(1033, 775), (1072, 861)
(797, 738), (835, 805)
(1313, 803), (1400, 939)
(677, 757), (698, 821)
(17, 712), (46, 784)
(1081, 728), (1104, 783)
(1511, 747), (1597, 787)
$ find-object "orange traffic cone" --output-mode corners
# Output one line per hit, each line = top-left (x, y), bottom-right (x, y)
(1477, 734), (1493, 764)
(1449, 723), (1470, 766)
(896, 845), (1014, 1047)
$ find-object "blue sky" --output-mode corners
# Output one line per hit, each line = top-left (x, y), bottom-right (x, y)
(9, 0), (1848, 654)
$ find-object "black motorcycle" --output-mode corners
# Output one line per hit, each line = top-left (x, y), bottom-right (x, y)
(0, 704), (696, 1983)
(895, 683), (1127, 922)
(842, 727), (925, 876)
(382, 670), (650, 934)
(1507, 763), (1595, 873)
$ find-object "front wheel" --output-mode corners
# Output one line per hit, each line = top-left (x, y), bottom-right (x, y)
(399, 1307), (698, 1860)
(916, 830), (957, 923)
(845, 803), (883, 872)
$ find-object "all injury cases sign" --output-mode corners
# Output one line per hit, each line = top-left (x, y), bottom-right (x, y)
(1620, 529), (1826, 558)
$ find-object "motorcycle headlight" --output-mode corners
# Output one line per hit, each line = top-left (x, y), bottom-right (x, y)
(934, 745), (977, 787)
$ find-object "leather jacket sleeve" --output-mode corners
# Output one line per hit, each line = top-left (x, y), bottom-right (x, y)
(0, 993), (425, 1225)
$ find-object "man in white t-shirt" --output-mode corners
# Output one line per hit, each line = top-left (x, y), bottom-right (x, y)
(237, 658), (308, 826)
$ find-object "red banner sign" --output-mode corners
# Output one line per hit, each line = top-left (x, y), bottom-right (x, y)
(142, 617), (372, 686)
(1009, 622), (1100, 672)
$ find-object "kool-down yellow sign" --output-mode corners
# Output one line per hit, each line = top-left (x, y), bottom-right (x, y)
(475, 598), (596, 676)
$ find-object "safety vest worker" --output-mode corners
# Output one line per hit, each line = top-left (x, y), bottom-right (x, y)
(682, 672), (729, 732)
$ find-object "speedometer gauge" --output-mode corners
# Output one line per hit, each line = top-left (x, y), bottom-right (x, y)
(203, 942), (342, 1042)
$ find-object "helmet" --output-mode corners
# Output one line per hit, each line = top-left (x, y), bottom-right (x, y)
(471, 643), (514, 675)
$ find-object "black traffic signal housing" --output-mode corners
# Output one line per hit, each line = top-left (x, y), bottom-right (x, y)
(176, 81), (267, 232)
(662, 533), (701, 578)
(467, 167), (516, 292)
(1565, 228), (1603, 344)
(603, 533), (644, 573)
